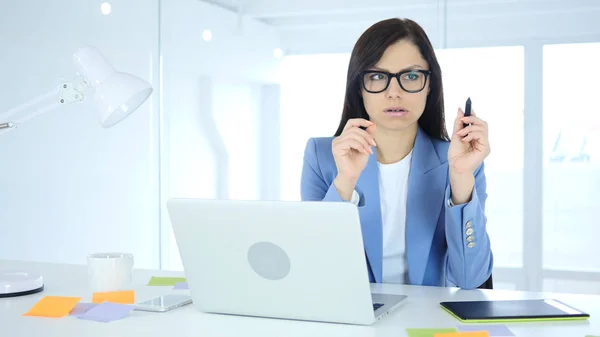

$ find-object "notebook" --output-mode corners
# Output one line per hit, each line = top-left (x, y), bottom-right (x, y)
(440, 299), (590, 323)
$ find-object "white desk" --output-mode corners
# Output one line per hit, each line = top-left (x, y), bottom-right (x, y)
(1, 260), (598, 337)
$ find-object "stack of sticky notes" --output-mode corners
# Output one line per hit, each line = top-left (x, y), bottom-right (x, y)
(23, 290), (137, 323)
(22, 276), (191, 322)
(406, 325), (514, 337)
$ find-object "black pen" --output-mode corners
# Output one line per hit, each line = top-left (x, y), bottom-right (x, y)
(463, 97), (472, 128)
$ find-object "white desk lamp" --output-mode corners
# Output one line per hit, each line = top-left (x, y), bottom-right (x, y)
(0, 45), (153, 135)
(0, 46), (153, 297)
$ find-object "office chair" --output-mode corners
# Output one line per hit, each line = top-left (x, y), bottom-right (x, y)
(478, 274), (494, 289)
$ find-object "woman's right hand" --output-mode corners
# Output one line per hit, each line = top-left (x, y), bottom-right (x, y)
(331, 118), (377, 200)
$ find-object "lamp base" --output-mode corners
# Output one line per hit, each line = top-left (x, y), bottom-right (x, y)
(0, 270), (44, 298)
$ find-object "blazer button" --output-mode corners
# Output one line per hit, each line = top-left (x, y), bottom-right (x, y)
(466, 235), (475, 242)
(465, 221), (472, 229)
(466, 228), (474, 236)
(467, 242), (476, 248)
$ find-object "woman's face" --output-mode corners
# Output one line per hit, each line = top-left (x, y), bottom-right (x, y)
(361, 39), (430, 133)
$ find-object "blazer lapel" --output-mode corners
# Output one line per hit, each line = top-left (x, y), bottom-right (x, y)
(353, 128), (447, 284)
(405, 128), (447, 285)
(355, 152), (383, 283)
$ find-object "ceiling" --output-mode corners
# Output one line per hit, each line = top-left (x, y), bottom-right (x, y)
(200, 0), (600, 54)
(202, 0), (600, 25)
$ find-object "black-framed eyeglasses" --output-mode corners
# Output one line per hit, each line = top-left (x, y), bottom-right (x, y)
(360, 69), (432, 94)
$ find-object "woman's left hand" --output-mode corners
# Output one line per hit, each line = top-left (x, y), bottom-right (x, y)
(448, 106), (491, 175)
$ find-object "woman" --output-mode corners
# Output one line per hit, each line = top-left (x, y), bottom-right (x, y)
(300, 18), (493, 289)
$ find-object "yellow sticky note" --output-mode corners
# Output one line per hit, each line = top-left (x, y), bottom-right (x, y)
(434, 332), (489, 337)
(92, 290), (135, 304)
(23, 296), (81, 318)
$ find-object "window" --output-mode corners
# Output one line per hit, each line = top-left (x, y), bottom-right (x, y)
(437, 46), (525, 270)
(280, 53), (351, 201)
(542, 43), (600, 276)
(165, 78), (262, 271)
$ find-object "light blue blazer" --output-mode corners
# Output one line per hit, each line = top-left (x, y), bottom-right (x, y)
(300, 127), (493, 289)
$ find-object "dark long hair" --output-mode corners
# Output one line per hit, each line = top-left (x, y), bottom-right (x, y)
(334, 18), (448, 141)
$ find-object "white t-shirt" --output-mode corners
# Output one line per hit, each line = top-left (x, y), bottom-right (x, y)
(351, 150), (412, 284)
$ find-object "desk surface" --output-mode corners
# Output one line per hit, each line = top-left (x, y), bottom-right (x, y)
(1, 259), (598, 337)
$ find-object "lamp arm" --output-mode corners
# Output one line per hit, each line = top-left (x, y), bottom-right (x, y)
(0, 75), (91, 136)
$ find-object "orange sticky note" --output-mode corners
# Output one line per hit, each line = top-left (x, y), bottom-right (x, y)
(23, 296), (81, 318)
(92, 290), (135, 304)
(434, 332), (489, 337)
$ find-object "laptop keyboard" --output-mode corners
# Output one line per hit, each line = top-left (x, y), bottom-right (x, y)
(373, 303), (384, 311)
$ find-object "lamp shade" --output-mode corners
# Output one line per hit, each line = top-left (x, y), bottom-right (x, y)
(72, 46), (153, 127)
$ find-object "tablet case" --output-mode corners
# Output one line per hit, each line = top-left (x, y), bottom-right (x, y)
(440, 299), (590, 323)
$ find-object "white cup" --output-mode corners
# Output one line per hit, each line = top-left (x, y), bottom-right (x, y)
(87, 252), (134, 292)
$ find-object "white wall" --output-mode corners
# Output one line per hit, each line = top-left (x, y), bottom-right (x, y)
(160, 0), (281, 83)
(0, 1), (161, 268)
(160, 0), (282, 270)
(0, 0), (283, 270)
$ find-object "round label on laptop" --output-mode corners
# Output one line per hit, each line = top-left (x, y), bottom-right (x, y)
(247, 242), (291, 280)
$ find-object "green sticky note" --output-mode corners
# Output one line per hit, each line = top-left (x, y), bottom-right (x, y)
(147, 276), (187, 286)
(406, 328), (457, 337)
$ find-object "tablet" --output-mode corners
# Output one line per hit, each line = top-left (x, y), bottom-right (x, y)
(440, 299), (590, 323)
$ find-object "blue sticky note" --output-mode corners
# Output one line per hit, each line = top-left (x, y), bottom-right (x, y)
(77, 302), (135, 323)
(173, 282), (189, 290)
(69, 302), (98, 316)
(458, 325), (514, 336)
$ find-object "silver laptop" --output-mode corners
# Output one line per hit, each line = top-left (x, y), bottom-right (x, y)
(166, 198), (407, 325)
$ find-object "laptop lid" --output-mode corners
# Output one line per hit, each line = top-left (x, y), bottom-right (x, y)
(167, 198), (377, 325)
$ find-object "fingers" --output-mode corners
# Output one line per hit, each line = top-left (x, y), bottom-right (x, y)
(343, 118), (374, 132)
(365, 123), (377, 136)
(338, 129), (375, 154)
(460, 131), (485, 143)
(452, 107), (465, 136)
(345, 138), (371, 154)
(460, 115), (487, 127)
(346, 133), (372, 154)
(460, 131), (490, 153)
(347, 127), (377, 146)
(453, 106), (490, 146)
(456, 124), (486, 137)
(334, 120), (377, 155)
(457, 121), (489, 144)
(454, 106), (488, 139)
(332, 133), (368, 155)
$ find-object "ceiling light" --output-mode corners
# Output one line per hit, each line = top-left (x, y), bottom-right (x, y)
(202, 30), (212, 42)
(100, 2), (112, 15)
